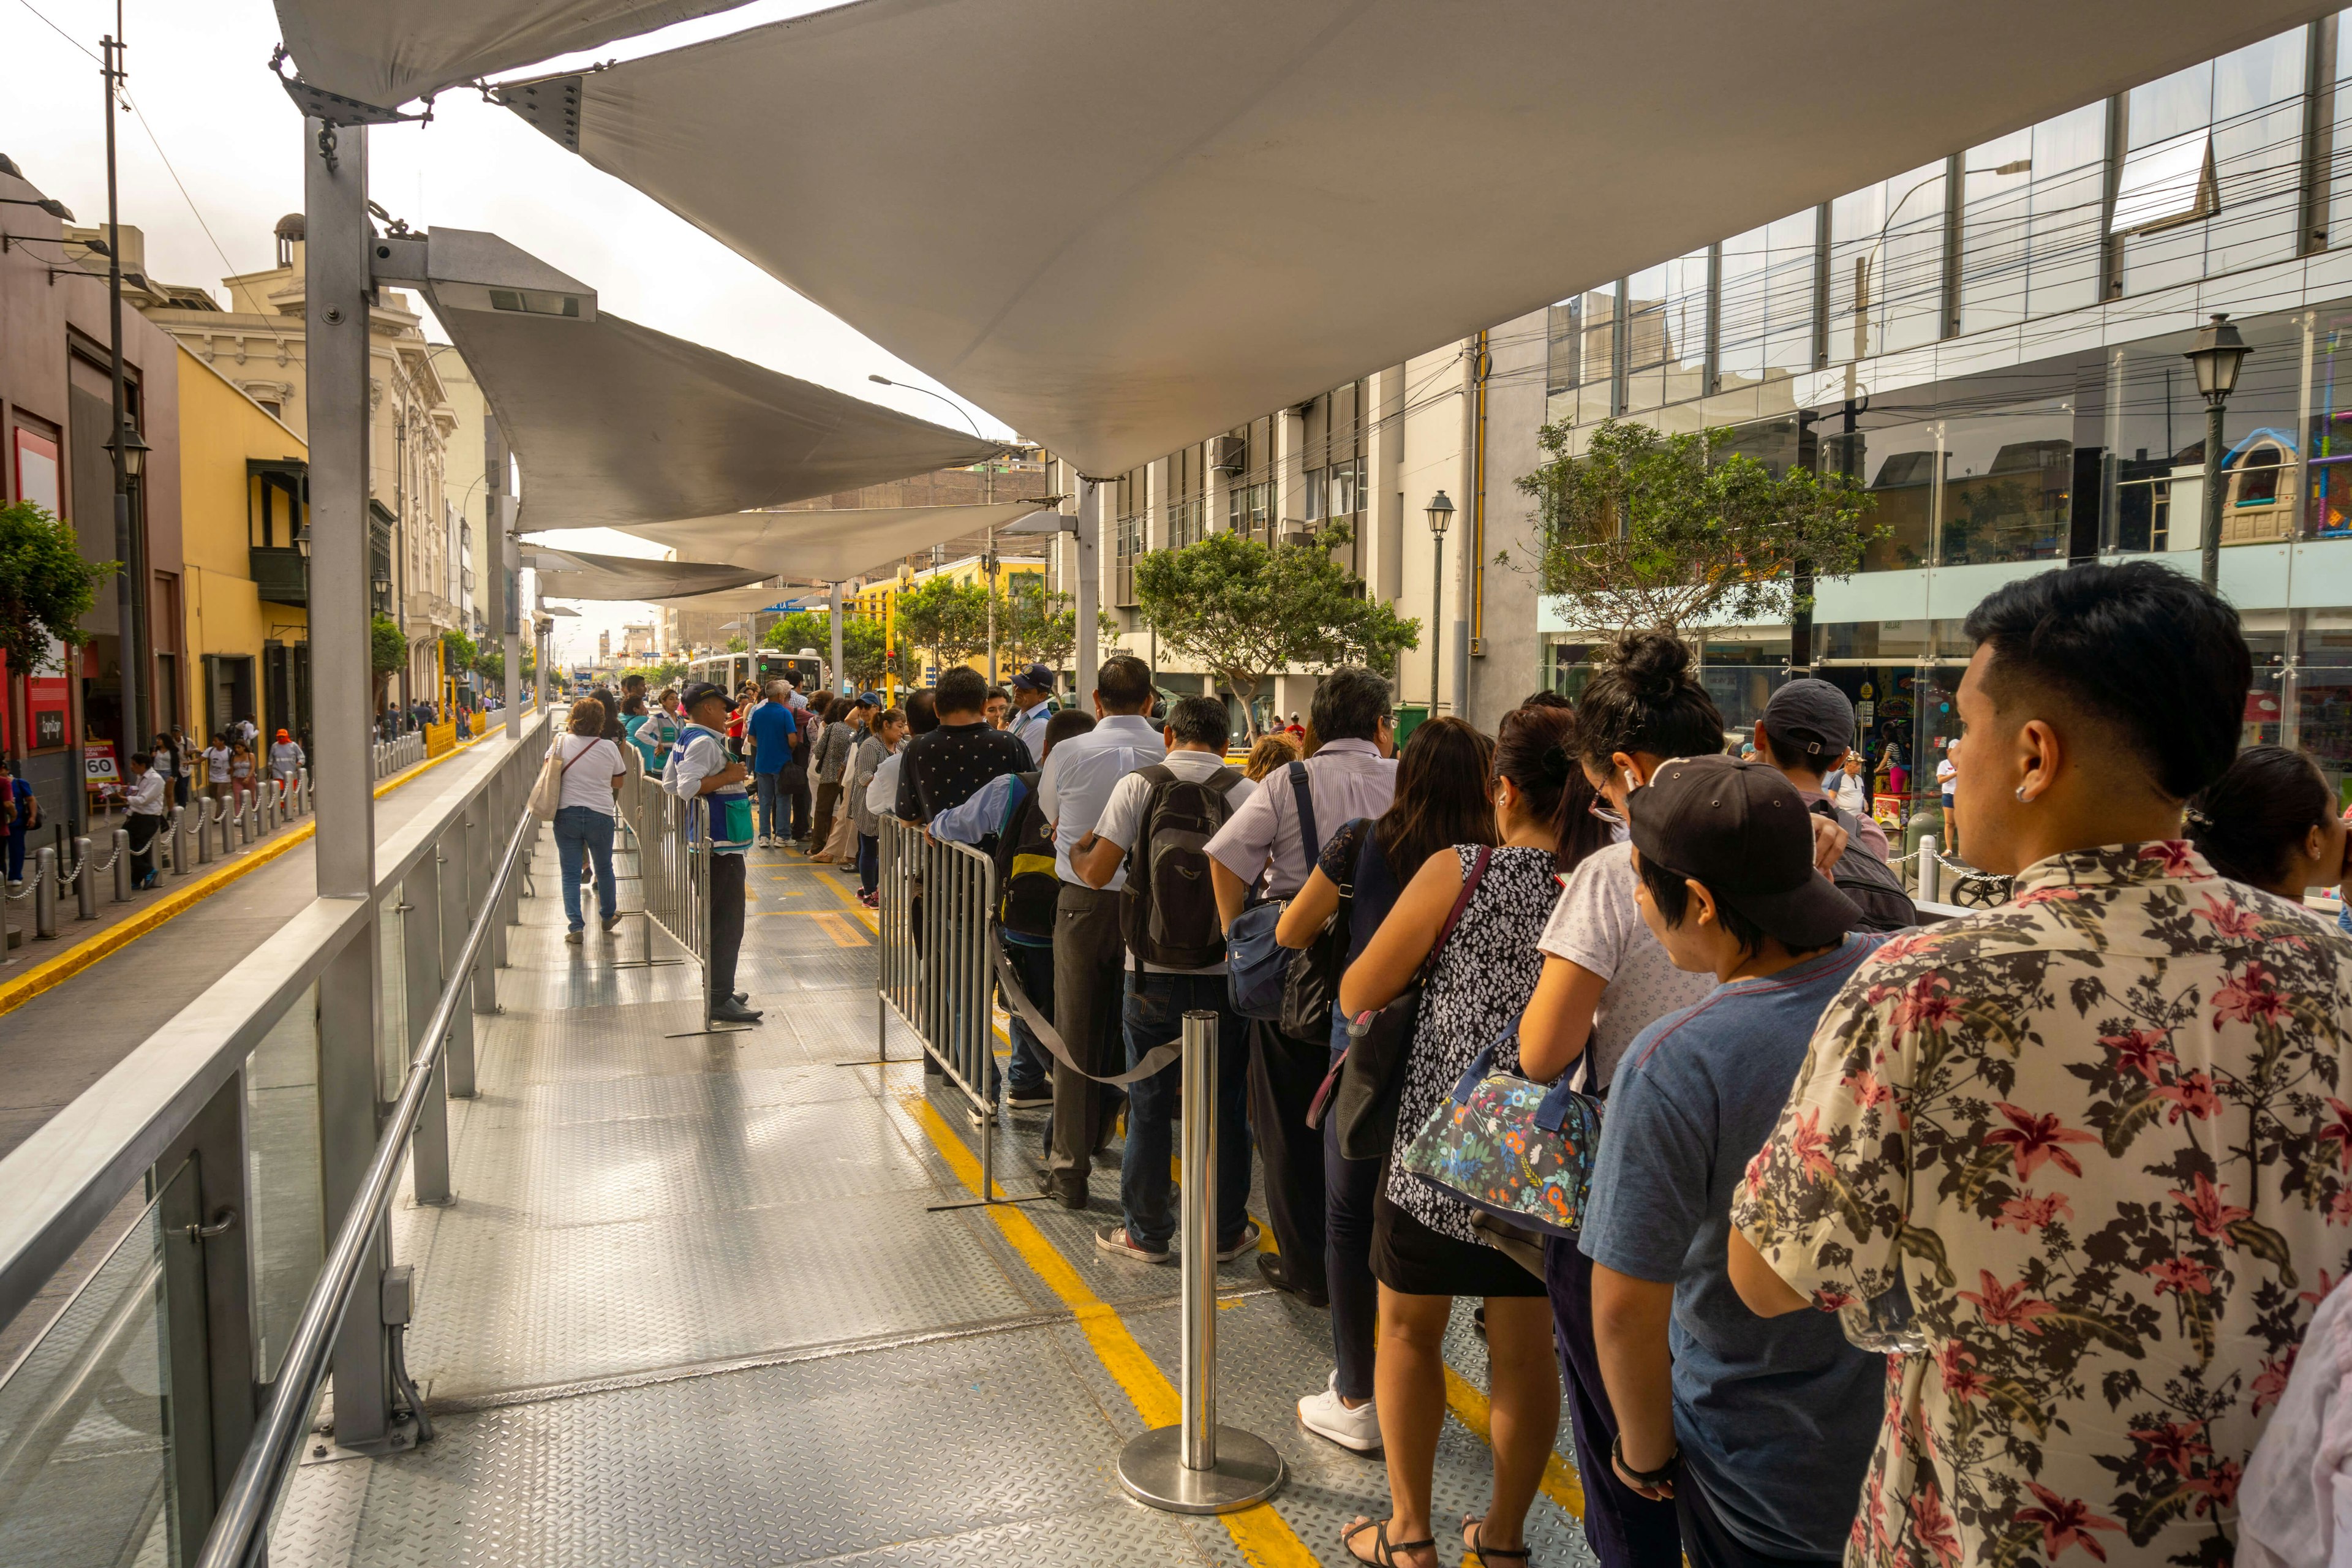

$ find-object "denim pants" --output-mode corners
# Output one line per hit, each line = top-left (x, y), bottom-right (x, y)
(553, 805), (617, 930)
(1324, 1005), (1383, 1400)
(857, 832), (879, 894)
(755, 770), (786, 839)
(1119, 970), (1252, 1254)
(1548, 1235), (1681, 1568)
(1000, 935), (1057, 1096)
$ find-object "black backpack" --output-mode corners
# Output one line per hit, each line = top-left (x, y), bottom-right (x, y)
(1120, 763), (1245, 970)
(990, 773), (1061, 940)
(1808, 798), (1918, 932)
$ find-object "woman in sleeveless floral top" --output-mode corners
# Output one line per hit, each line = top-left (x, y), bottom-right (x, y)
(1332, 707), (1577, 1568)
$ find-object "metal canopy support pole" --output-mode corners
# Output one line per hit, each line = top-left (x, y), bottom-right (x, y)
(829, 581), (845, 696)
(1118, 1011), (1284, 1511)
(304, 113), (396, 1453)
(1075, 478), (1101, 702)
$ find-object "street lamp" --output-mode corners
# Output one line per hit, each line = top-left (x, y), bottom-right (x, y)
(2184, 312), (2251, 590)
(867, 372), (986, 439)
(1425, 491), (1453, 713)
(102, 419), (148, 481)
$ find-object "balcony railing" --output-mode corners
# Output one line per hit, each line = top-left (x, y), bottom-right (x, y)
(250, 546), (307, 608)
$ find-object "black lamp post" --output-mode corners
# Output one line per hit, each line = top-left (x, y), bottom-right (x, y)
(1425, 491), (1453, 712)
(2184, 313), (2250, 590)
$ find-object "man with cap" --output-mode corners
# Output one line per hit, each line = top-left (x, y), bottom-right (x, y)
(1579, 755), (1882, 1568)
(1751, 678), (1889, 862)
(1006, 664), (1057, 763)
(666, 681), (762, 1025)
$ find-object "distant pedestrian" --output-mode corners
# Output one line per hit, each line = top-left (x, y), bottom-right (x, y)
(1243, 731), (1302, 780)
(984, 686), (1011, 729)
(1832, 751), (1869, 816)
(669, 682), (760, 1023)
(809, 692), (861, 857)
(1006, 665), (1057, 763)
(124, 751), (167, 889)
(1, 760), (32, 883)
(227, 735), (257, 809)
(850, 706), (908, 905)
(747, 680), (802, 850)
(203, 734), (233, 803)
(270, 729), (305, 790)
(149, 731), (185, 809)
(550, 698), (628, 945)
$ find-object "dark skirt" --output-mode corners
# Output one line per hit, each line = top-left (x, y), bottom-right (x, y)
(1370, 1185), (1546, 1298)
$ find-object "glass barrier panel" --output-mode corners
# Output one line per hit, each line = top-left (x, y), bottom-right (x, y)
(377, 888), (406, 1103)
(0, 1160), (198, 1567)
(246, 982), (324, 1383)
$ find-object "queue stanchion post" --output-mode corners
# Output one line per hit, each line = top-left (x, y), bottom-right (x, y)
(1118, 1009), (1285, 1513)
(72, 836), (96, 920)
(113, 828), (132, 902)
(34, 846), (59, 938)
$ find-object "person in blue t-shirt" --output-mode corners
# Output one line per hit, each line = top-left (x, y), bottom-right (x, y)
(745, 684), (801, 850)
(1581, 755), (1884, 1568)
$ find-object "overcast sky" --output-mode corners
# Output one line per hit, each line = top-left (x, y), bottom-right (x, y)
(3, 0), (1014, 665)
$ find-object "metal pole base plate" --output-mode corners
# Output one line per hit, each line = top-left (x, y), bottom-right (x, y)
(1117, 1425), (1284, 1514)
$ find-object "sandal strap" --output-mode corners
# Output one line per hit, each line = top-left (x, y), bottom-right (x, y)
(1468, 1519), (1533, 1563)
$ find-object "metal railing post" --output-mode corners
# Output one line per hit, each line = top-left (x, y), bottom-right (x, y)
(72, 837), (95, 920)
(1916, 832), (1939, 904)
(32, 846), (57, 938)
(405, 857), (452, 1208)
(1118, 1009), (1284, 1513)
(169, 805), (188, 876)
(111, 829), (131, 902)
(217, 797), (232, 858)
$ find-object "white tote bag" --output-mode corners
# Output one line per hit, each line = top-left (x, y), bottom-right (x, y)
(529, 737), (587, 818)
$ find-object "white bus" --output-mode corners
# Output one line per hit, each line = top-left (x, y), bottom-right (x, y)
(687, 648), (831, 699)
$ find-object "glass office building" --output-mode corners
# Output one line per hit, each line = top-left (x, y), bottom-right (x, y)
(1536, 16), (2352, 810)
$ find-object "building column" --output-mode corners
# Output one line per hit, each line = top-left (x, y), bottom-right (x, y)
(1076, 477), (1102, 701)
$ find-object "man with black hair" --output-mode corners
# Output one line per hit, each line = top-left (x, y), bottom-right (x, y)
(894, 666), (1030, 824)
(1072, 696), (1260, 1263)
(1205, 663), (1398, 1302)
(1033, 652), (1163, 1206)
(1583, 756), (1881, 1568)
(1733, 562), (2352, 1568)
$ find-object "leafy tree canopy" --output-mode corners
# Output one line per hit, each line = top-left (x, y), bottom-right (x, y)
(1515, 418), (1877, 638)
(0, 500), (115, 674)
(1132, 522), (1415, 730)
(762, 611), (893, 690)
(370, 615), (407, 676)
(892, 577), (993, 668)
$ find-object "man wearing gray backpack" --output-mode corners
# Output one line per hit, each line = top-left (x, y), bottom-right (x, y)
(1071, 695), (1261, 1264)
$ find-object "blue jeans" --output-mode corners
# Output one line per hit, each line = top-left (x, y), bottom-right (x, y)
(755, 770), (785, 839)
(6, 826), (24, 882)
(1001, 936), (1055, 1097)
(1119, 970), (1252, 1254)
(553, 805), (616, 931)
(1324, 1004), (1382, 1400)
(857, 832), (878, 895)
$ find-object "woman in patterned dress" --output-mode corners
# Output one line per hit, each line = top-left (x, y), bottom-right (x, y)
(1333, 705), (1576, 1568)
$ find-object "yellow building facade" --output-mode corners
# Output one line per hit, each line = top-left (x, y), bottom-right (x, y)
(175, 345), (311, 750)
(846, 554), (1047, 695)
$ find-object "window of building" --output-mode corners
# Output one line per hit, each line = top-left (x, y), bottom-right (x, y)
(2119, 29), (2305, 294)
(1716, 209), (1815, 393)
(1959, 103), (2108, 334)
(1545, 288), (1619, 424)
(1621, 249), (1709, 414)
(1226, 480), (1272, 540)
(1828, 161), (1948, 364)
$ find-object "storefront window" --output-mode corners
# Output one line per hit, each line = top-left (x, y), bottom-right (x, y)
(1828, 162), (1947, 364)
(1717, 210), (1815, 394)
(2117, 29), (2304, 295)
(1623, 250), (1711, 414)
(2101, 308), (2303, 554)
(1958, 103), (2106, 335)
(1937, 396), (2075, 566)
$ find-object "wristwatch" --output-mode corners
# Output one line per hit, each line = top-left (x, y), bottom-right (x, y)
(1610, 1433), (1679, 1488)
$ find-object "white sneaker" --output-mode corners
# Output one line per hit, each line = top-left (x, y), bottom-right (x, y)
(1297, 1371), (1381, 1453)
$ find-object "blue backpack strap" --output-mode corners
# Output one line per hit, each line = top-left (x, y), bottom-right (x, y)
(1286, 759), (1321, 862)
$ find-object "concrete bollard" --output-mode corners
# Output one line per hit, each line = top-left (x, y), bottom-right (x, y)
(33, 846), (58, 938)
(113, 828), (132, 902)
(73, 836), (96, 920)
(167, 806), (186, 876)
(1915, 832), (1939, 905)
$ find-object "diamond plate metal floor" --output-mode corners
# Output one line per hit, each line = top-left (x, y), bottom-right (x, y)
(273, 834), (1597, 1567)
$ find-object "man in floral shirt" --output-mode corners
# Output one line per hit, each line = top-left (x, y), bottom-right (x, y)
(1730, 562), (2352, 1568)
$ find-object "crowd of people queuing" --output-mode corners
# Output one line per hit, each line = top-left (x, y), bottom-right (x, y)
(876, 562), (2352, 1568)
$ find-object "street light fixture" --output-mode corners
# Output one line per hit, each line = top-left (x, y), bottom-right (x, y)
(867, 372), (987, 439)
(103, 420), (149, 481)
(1425, 491), (1453, 714)
(2184, 312), (2251, 590)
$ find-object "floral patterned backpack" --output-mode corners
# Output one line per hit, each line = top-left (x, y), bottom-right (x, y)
(1398, 1026), (1605, 1240)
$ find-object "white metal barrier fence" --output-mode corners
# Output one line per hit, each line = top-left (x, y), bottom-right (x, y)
(612, 766), (695, 979)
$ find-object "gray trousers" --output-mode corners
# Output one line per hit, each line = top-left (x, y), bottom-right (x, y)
(1047, 881), (1126, 1181)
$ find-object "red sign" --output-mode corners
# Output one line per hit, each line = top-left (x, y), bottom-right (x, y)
(2245, 690), (2284, 723)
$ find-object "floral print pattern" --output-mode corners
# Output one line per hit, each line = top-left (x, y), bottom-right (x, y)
(1732, 844), (2352, 1568)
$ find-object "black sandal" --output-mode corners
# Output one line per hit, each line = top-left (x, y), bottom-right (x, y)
(1463, 1515), (1532, 1566)
(1340, 1518), (1437, 1566)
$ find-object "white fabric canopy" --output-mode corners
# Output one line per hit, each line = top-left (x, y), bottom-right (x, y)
(645, 582), (807, 616)
(527, 546), (772, 601)
(432, 298), (1005, 533)
(271, 0), (750, 111)
(521, 0), (2330, 476)
(618, 502), (1048, 581)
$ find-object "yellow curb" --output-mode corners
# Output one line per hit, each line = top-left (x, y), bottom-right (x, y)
(0, 723), (506, 1020)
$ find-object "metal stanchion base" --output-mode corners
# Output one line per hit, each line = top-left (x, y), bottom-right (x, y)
(664, 1020), (756, 1039)
(1117, 1426), (1285, 1513)
(926, 1186), (1054, 1213)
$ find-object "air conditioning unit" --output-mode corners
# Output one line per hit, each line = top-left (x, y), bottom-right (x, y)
(1208, 434), (1245, 475)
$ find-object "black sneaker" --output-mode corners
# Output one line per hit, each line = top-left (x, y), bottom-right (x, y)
(710, 999), (764, 1024)
(1006, 1087), (1053, 1110)
(1256, 1252), (1329, 1308)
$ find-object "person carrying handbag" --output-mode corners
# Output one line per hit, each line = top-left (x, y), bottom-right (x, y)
(1328, 706), (1573, 1568)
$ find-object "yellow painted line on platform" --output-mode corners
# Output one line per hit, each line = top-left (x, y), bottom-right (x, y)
(0, 725), (503, 1020)
(812, 910), (869, 948)
(898, 1090), (1317, 1568)
(1442, 1366), (1586, 1518)
(815, 868), (881, 933)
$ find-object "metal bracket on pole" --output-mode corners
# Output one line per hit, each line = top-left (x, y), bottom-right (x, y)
(1117, 1009), (1284, 1513)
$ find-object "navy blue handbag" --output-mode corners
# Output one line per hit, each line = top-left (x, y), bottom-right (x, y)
(1227, 762), (1319, 1021)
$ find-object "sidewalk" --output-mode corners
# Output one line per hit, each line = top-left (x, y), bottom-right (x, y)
(0, 722), (527, 1163)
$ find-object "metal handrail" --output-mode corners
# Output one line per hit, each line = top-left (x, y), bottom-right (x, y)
(194, 797), (541, 1568)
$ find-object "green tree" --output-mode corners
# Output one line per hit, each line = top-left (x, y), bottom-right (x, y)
(1000, 576), (1118, 675)
(1515, 418), (1877, 638)
(892, 577), (992, 675)
(1132, 522), (1415, 736)
(763, 611), (892, 690)
(370, 615), (407, 676)
(0, 500), (115, 674)
(724, 634), (748, 653)
(620, 658), (687, 688)
(439, 627), (478, 683)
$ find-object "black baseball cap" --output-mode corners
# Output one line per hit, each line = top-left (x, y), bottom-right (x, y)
(1629, 755), (1856, 949)
(679, 680), (736, 714)
(1011, 663), (1054, 693)
(1759, 678), (1856, 765)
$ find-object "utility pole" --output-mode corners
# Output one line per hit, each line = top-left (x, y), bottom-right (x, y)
(102, 16), (149, 772)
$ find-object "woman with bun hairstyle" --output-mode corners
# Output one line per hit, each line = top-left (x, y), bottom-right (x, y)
(1517, 631), (1729, 1568)
(1330, 704), (1574, 1568)
(2185, 744), (2351, 913)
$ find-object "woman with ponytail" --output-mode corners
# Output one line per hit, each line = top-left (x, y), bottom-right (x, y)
(1330, 705), (1572, 1568)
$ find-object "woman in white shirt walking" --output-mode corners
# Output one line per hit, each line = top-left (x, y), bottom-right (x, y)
(551, 697), (628, 944)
